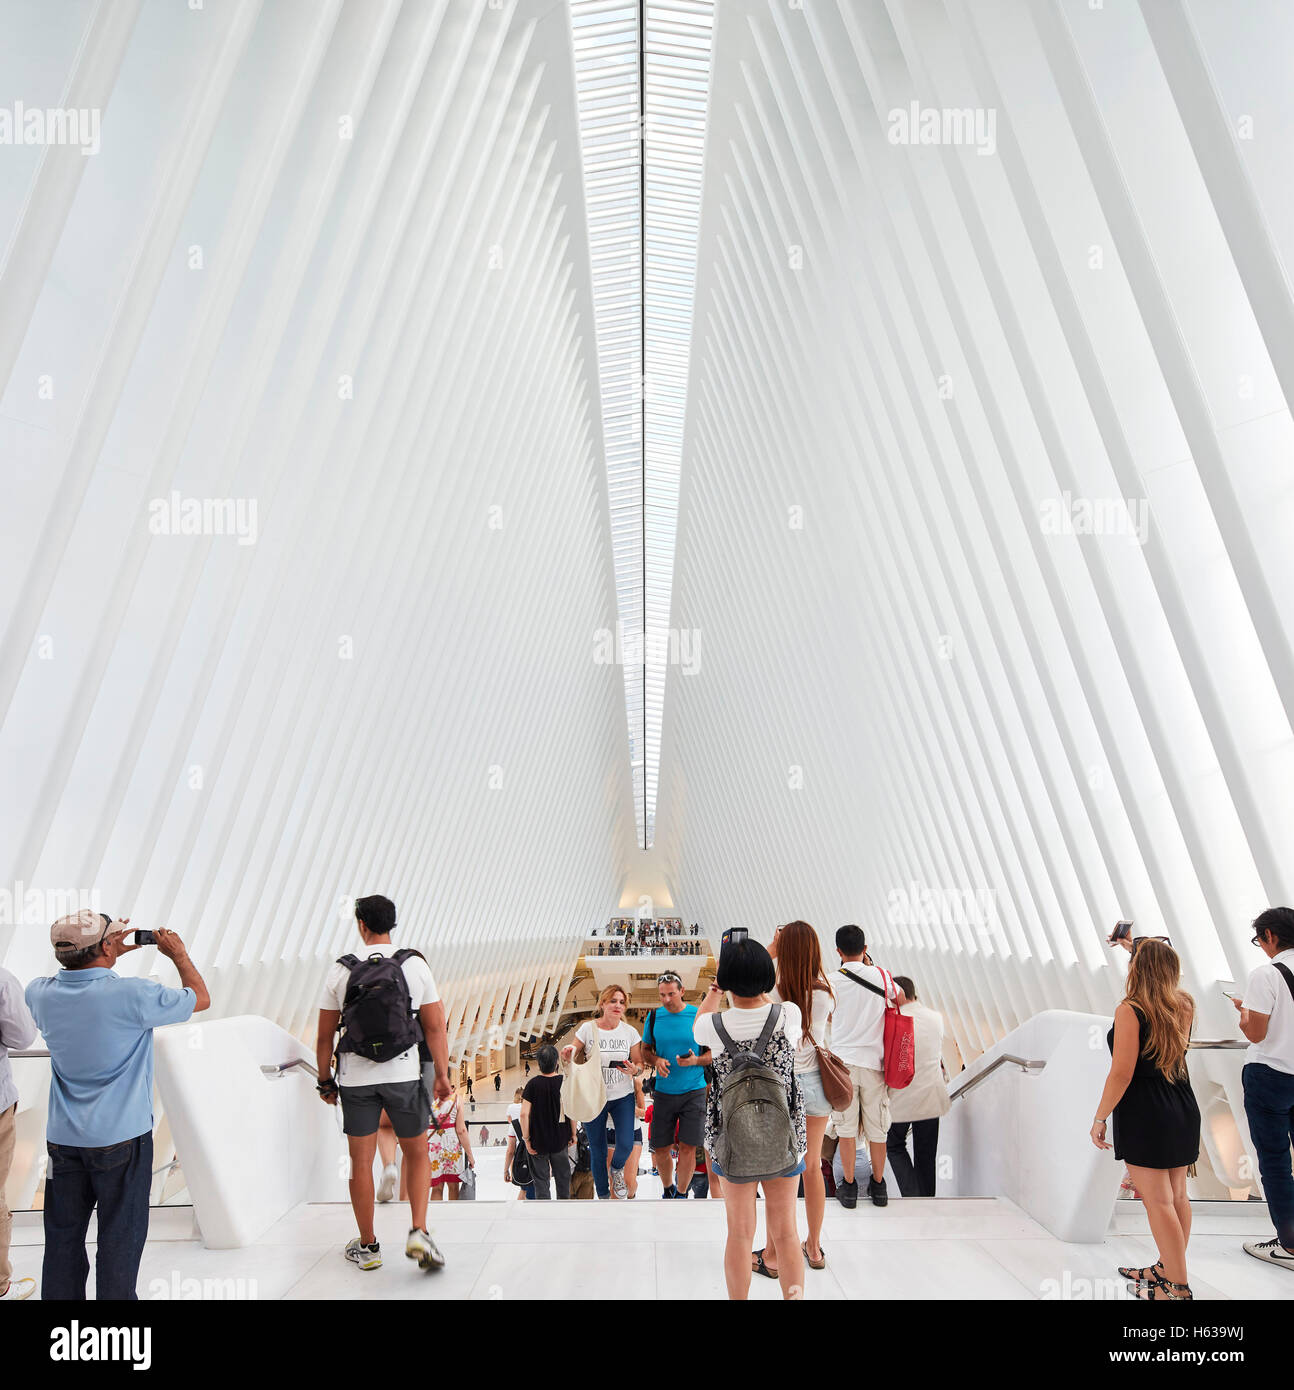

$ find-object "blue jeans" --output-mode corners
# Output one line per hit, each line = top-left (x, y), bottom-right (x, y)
(584, 1092), (636, 1198)
(43, 1132), (152, 1300)
(1243, 1063), (1294, 1250)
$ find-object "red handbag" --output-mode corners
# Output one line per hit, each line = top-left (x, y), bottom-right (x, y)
(877, 968), (915, 1090)
(840, 965), (915, 1090)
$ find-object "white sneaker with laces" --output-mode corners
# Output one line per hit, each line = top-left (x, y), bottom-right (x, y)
(1243, 1237), (1294, 1271)
(405, 1226), (445, 1271)
(610, 1166), (628, 1199)
(344, 1237), (382, 1270)
(376, 1163), (399, 1203)
(0, 1277), (36, 1301)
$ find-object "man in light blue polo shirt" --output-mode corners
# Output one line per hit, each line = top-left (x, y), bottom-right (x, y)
(25, 911), (209, 1300)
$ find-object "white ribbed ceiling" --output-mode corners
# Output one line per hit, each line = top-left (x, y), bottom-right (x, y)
(4, 0), (1294, 1077)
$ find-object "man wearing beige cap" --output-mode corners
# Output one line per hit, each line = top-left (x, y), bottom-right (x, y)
(25, 911), (209, 1300)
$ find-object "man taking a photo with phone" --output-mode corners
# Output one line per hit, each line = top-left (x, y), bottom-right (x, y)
(25, 910), (209, 1299)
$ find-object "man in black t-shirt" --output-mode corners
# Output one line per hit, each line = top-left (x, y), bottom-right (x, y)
(521, 1045), (576, 1199)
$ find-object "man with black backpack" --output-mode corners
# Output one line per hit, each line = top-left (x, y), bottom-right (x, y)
(316, 895), (450, 1273)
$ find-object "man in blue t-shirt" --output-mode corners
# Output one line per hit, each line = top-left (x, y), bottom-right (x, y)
(634, 972), (707, 1198)
(26, 911), (209, 1300)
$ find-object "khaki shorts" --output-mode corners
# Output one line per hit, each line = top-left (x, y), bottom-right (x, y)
(831, 1065), (890, 1145)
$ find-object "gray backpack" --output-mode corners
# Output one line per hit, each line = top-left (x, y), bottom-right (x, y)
(710, 1006), (799, 1184)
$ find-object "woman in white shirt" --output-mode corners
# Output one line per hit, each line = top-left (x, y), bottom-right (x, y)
(690, 938), (806, 1301)
(756, 921), (834, 1277)
(561, 985), (642, 1199)
(885, 976), (950, 1197)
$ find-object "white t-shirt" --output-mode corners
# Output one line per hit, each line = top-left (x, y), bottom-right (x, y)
(1243, 949), (1294, 1075)
(827, 962), (896, 1071)
(773, 985), (833, 1073)
(506, 1101), (523, 1136)
(319, 943), (439, 1086)
(694, 1000), (802, 1059)
(576, 1019), (641, 1100)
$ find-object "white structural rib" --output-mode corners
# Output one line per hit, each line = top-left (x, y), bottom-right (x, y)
(570, 0), (712, 847)
(0, 0), (631, 1073)
(652, 0), (1294, 1097)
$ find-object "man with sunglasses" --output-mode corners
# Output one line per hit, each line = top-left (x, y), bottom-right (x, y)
(1234, 907), (1294, 1273)
(636, 971), (706, 1198)
(25, 910), (209, 1299)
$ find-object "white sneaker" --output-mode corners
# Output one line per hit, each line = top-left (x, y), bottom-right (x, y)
(1243, 1237), (1294, 1271)
(0, 1277), (36, 1301)
(610, 1166), (628, 1199)
(344, 1237), (382, 1270)
(405, 1226), (445, 1271)
(376, 1162), (399, 1203)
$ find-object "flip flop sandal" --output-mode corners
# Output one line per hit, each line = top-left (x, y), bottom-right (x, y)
(751, 1248), (779, 1280)
(802, 1239), (826, 1270)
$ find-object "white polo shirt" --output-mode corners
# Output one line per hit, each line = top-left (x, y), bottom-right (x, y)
(1243, 948), (1294, 1076)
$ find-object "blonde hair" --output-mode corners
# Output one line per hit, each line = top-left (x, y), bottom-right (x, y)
(514, 1087), (524, 1102)
(1124, 940), (1194, 1081)
(594, 984), (628, 1018)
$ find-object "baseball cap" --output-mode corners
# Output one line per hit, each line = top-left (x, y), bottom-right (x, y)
(50, 909), (115, 951)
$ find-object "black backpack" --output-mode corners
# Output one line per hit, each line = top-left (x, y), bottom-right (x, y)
(572, 1127), (591, 1174)
(336, 949), (425, 1061)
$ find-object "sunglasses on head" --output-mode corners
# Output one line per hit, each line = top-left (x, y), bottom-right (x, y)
(658, 972), (682, 986)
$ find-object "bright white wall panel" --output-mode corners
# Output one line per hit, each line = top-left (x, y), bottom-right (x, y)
(0, 0), (637, 1061)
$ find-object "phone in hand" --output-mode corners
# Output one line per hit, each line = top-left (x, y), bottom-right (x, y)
(130, 930), (158, 946)
(721, 927), (749, 947)
(1109, 920), (1133, 944)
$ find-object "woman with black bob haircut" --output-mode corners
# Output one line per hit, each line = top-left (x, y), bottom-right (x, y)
(692, 936), (807, 1300)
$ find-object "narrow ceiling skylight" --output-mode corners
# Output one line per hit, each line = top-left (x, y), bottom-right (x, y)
(570, 0), (713, 848)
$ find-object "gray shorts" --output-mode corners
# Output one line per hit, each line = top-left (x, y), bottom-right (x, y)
(339, 1078), (430, 1138)
(649, 1088), (707, 1151)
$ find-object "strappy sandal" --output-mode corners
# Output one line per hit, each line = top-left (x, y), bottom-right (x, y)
(751, 1248), (778, 1280)
(1117, 1259), (1163, 1282)
(802, 1239), (826, 1270)
(1128, 1272), (1192, 1301)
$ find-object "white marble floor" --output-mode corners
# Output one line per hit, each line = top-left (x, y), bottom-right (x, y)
(10, 1197), (1290, 1300)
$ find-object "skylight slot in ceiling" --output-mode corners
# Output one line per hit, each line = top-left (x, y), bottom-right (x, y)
(570, 0), (713, 848)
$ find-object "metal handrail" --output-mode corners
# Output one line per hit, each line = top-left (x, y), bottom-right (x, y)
(948, 1036), (1248, 1105)
(259, 1058), (320, 1080)
(949, 1053), (1045, 1103)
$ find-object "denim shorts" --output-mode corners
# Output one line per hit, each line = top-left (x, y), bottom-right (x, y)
(795, 1066), (832, 1118)
(710, 1155), (806, 1183)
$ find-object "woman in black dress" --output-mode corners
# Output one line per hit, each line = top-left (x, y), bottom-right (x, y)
(1091, 939), (1200, 1300)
